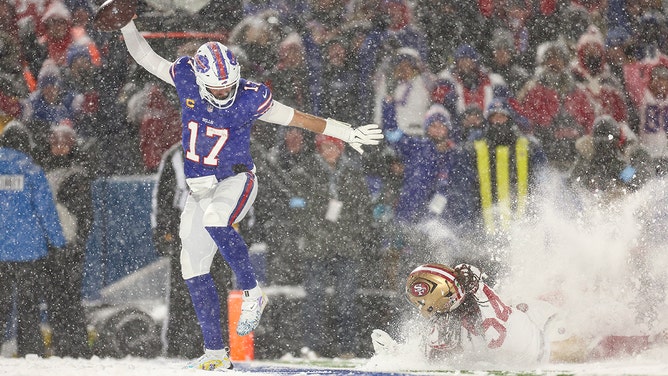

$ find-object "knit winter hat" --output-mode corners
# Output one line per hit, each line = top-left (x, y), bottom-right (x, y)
(485, 98), (511, 119)
(66, 42), (92, 66)
(42, 1), (72, 23)
(37, 60), (62, 88)
(0, 120), (33, 154)
(423, 104), (452, 130)
(454, 44), (480, 62)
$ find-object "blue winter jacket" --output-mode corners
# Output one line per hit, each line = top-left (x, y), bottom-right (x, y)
(382, 101), (457, 225)
(0, 147), (65, 261)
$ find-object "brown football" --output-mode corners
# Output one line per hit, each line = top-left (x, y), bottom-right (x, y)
(93, 0), (137, 32)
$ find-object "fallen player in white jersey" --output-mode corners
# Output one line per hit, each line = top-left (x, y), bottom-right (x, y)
(371, 263), (667, 366)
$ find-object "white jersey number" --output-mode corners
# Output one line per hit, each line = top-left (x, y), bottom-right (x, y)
(185, 120), (230, 166)
(481, 285), (512, 349)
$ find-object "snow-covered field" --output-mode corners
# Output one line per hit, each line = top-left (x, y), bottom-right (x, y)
(2, 349), (668, 376)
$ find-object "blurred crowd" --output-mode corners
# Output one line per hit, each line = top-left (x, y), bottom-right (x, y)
(2, 0), (668, 360)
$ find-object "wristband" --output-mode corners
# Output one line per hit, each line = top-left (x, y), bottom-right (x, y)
(323, 118), (352, 142)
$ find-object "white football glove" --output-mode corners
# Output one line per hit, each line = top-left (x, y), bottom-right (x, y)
(323, 118), (384, 154)
(371, 329), (398, 355)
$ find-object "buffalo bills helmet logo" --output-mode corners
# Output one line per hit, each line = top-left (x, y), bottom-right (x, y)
(195, 54), (211, 74)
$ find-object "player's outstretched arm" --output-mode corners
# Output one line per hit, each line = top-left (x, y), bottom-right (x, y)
(120, 20), (174, 86)
(290, 110), (384, 154)
(259, 100), (383, 154)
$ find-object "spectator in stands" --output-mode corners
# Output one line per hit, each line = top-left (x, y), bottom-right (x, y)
(607, 0), (664, 36)
(623, 12), (668, 115)
(554, 4), (592, 51)
(295, 0), (351, 116)
(570, 0), (607, 30)
(152, 143), (231, 358)
(191, 0), (244, 34)
(635, 11), (668, 60)
(605, 26), (640, 134)
(0, 0), (32, 126)
(382, 103), (457, 226)
(376, 47), (434, 137)
(446, 99), (546, 238)
(569, 26), (629, 129)
(300, 134), (376, 358)
(123, 41), (186, 173)
(413, 0), (486, 72)
(242, 121), (291, 286)
(358, 0), (428, 123)
(487, 28), (531, 99)
(66, 0), (105, 50)
(138, 81), (182, 172)
(62, 40), (103, 141)
(478, 0), (543, 71)
(40, 1), (75, 67)
(266, 33), (314, 114)
(13, 0), (46, 80)
(605, 27), (635, 80)
(320, 36), (361, 124)
(433, 44), (508, 122)
(377, 103), (469, 276)
(458, 105), (487, 144)
(257, 126), (314, 285)
(0, 121), (65, 357)
(344, 0), (380, 25)
(637, 64), (668, 174)
(569, 115), (650, 195)
(517, 41), (584, 170)
(340, 8), (374, 70)
(67, 0), (93, 28)
(39, 125), (92, 358)
(228, 10), (283, 82)
(23, 61), (77, 160)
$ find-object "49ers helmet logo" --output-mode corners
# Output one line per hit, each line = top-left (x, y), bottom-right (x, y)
(410, 281), (430, 297)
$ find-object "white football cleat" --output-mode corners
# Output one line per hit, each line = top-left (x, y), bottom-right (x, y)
(236, 284), (268, 336)
(185, 348), (233, 371)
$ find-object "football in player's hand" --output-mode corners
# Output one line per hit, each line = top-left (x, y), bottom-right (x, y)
(93, 0), (137, 31)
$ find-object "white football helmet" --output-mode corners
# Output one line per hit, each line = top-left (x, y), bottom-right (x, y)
(193, 42), (241, 109)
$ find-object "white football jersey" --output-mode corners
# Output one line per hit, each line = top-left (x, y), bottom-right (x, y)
(428, 282), (552, 364)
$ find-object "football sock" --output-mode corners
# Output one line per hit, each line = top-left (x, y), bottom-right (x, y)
(205, 226), (257, 290)
(184, 274), (224, 350)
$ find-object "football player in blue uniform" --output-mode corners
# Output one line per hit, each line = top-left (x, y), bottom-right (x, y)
(119, 19), (383, 370)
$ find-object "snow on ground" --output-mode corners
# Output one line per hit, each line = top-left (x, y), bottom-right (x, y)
(2, 349), (668, 376)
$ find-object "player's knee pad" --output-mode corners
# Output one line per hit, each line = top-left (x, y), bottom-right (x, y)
(180, 242), (216, 279)
(180, 254), (211, 280)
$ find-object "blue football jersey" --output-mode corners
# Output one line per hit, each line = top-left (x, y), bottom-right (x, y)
(169, 56), (273, 180)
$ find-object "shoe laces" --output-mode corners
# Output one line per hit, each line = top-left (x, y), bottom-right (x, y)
(241, 294), (263, 312)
